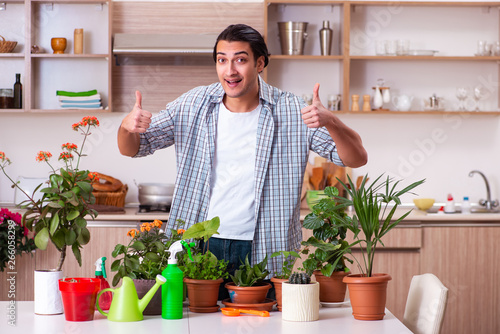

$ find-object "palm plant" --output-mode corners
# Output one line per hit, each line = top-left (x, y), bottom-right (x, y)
(333, 174), (425, 277)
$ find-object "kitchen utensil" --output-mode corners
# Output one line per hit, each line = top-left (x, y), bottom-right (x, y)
(310, 167), (324, 190)
(96, 275), (166, 322)
(424, 94), (444, 111)
(136, 182), (174, 206)
(220, 308), (270, 317)
(278, 21), (308, 55)
(372, 86), (383, 109)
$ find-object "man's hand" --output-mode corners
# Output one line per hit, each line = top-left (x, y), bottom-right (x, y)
(301, 83), (332, 128)
(117, 91), (152, 157)
(121, 91), (152, 133)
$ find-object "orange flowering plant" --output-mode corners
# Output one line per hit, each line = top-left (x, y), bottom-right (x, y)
(0, 116), (100, 271)
(110, 219), (185, 286)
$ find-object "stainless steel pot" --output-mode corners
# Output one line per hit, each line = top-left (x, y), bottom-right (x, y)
(137, 183), (174, 206)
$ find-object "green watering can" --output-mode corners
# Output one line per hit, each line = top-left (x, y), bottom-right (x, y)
(96, 274), (166, 322)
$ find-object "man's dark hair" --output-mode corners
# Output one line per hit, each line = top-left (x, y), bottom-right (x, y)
(213, 24), (270, 68)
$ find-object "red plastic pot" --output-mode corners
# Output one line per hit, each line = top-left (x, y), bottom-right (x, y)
(59, 278), (101, 321)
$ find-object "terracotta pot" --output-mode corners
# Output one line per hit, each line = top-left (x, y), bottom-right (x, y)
(313, 270), (349, 303)
(51, 37), (67, 54)
(270, 277), (287, 311)
(225, 282), (271, 304)
(343, 273), (392, 320)
(282, 281), (319, 322)
(133, 279), (162, 315)
(184, 278), (223, 313)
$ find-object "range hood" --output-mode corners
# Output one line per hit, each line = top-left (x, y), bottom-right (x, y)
(113, 33), (218, 56)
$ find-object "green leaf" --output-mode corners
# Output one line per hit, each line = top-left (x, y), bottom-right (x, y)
(77, 227), (90, 245)
(72, 244), (82, 267)
(52, 230), (66, 249)
(34, 227), (49, 250)
(112, 244), (126, 257)
(66, 210), (80, 221)
(49, 213), (60, 236)
(182, 217), (220, 242)
(144, 252), (160, 262)
(65, 229), (76, 245)
(131, 241), (146, 251)
(74, 217), (87, 229)
(303, 213), (325, 230)
(111, 259), (121, 271)
(77, 181), (92, 194)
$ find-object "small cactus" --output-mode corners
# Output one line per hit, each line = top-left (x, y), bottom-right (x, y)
(288, 272), (311, 284)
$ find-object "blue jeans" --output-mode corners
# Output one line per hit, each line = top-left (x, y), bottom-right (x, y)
(200, 237), (275, 301)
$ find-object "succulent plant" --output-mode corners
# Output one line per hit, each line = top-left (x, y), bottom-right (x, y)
(288, 272), (311, 284)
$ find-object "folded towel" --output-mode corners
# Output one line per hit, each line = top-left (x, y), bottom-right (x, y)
(59, 99), (101, 104)
(56, 89), (98, 97)
(58, 94), (101, 102)
(60, 103), (103, 109)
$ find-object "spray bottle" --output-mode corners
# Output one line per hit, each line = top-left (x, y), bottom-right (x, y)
(95, 257), (113, 310)
(162, 240), (194, 319)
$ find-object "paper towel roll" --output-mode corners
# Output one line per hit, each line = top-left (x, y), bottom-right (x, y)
(34, 270), (63, 315)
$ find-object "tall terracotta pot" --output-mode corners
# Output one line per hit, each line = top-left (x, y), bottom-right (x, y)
(184, 278), (223, 313)
(133, 279), (162, 315)
(343, 273), (392, 320)
(313, 270), (349, 303)
(270, 277), (287, 311)
(225, 282), (271, 304)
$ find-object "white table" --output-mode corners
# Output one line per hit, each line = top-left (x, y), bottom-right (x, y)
(0, 301), (412, 334)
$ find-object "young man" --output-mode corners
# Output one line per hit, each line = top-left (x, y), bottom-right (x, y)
(118, 24), (367, 279)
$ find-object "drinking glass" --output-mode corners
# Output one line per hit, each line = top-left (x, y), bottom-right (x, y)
(385, 40), (396, 56)
(472, 85), (487, 111)
(455, 87), (469, 111)
(396, 39), (409, 56)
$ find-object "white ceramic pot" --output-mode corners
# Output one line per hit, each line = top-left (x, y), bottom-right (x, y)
(281, 281), (319, 322)
(34, 270), (63, 315)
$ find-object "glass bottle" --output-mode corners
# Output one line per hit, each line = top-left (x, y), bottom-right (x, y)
(13, 74), (22, 109)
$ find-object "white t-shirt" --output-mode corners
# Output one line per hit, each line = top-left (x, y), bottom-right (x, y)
(206, 101), (262, 240)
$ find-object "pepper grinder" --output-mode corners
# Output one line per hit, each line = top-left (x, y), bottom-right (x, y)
(351, 94), (360, 111)
(362, 95), (371, 112)
(319, 20), (333, 56)
(74, 28), (83, 54)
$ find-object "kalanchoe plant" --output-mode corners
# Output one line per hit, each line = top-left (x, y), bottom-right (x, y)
(230, 254), (269, 287)
(288, 272), (311, 284)
(0, 208), (37, 272)
(270, 250), (300, 279)
(301, 186), (352, 277)
(0, 116), (100, 271)
(111, 219), (185, 286)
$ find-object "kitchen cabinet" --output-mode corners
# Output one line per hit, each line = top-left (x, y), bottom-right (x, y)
(0, 0), (112, 113)
(264, 1), (500, 115)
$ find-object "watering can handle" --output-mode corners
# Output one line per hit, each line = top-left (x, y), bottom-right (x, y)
(96, 288), (114, 316)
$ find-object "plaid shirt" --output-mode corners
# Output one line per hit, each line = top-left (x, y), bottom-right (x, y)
(136, 76), (343, 276)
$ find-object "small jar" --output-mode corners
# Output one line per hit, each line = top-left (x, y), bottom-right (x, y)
(0, 88), (14, 109)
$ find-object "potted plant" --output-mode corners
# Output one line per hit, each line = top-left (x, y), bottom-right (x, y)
(301, 186), (353, 304)
(225, 254), (271, 305)
(270, 250), (300, 311)
(110, 219), (185, 315)
(281, 272), (319, 322)
(0, 208), (37, 272)
(0, 116), (100, 315)
(180, 217), (229, 313)
(334, 174), (425, 320)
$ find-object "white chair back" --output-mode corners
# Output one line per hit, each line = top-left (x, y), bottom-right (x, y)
(403, 273), (448, 334)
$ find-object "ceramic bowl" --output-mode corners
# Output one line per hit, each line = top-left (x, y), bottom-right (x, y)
(51, 37), (67, 54)
(413, 198), (435, 211)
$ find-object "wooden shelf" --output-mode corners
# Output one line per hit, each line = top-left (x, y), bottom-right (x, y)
(30, 54), (109, 58)
(0, 53), (25, 58)
(270, 55), (344, 60)
(350, 55), (500, 61)
(335, 110), (500, 115)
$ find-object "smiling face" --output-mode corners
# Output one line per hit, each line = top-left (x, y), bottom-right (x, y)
(215, 40), (265, 111)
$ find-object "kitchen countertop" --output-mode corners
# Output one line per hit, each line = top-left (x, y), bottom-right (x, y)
(2, 203), (500, 227)
(0, 301), (412, 334)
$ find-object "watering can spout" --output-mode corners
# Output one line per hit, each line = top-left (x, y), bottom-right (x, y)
(138, 274), (167, 313)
